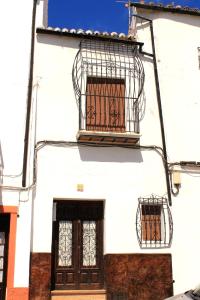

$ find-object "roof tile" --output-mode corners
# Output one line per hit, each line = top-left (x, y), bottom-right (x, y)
(37, 26), (136, 42)
(131, 1), (200, 16)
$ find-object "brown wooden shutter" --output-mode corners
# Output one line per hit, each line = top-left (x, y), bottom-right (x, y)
(142, 205), (161, 242)
(86, 77), (125, 132)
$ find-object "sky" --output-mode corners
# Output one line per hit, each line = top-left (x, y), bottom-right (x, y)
(48, 0), (200, 34)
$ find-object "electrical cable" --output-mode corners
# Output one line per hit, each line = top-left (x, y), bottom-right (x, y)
(1, 140), (167, 195)
(169, 171), (180, 196)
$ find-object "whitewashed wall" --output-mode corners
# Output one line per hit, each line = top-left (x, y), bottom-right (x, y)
(0, 0), (32, 183)
(32, 34), (168, 261)
(134, 7), (200, 294)
(0, 0), (47, 289)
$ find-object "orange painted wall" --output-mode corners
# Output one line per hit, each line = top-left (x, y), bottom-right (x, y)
(0, 206), (29, 300)
(7, 288), (29, 300)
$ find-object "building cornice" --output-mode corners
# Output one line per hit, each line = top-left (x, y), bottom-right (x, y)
(36, 27), (144, 45)
(130, 2), (200, 16)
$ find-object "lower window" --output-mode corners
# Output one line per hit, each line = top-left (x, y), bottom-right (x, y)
(136, 195), (173, 248)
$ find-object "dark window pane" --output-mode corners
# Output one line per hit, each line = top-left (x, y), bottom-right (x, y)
(142, 205), (161, 215)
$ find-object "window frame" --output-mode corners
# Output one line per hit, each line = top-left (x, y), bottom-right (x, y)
(72, 39), (145, 136)
(86, 76), (126, 132)
(141, 204), (162, 242)
(136, 196), (173, 249)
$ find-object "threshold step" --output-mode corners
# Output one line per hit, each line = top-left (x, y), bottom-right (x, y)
(51, 289), (107, 300)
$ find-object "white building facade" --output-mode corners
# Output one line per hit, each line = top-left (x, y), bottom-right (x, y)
(0, 0), (47, 299)
(131, 1), (200, 295)
(1, 0), (200, 299)
(30, 1), (200, 300)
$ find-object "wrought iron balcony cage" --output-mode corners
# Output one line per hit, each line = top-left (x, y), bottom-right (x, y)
(72, 39), (145, 136)
(136, 195), (173, 249)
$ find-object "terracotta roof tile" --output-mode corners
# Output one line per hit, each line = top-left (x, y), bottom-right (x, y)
(36, 27), (137, 43)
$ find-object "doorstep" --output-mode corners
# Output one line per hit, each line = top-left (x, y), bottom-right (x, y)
(51, 289), (107, 300)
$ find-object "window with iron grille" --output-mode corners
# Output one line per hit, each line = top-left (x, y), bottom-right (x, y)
(72, 39), (145, 135)
(136, 196), (173, 248)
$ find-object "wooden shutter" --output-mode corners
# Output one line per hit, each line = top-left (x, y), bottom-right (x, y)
(86, 77), (125, 132)
(142, 205), (161, 241)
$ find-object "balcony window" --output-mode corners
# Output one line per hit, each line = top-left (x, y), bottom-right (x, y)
(86, 77), (125, 132)
(73, 39), (145, 145)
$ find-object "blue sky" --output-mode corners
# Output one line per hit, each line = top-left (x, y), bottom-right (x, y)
(48, 0), (200, 34)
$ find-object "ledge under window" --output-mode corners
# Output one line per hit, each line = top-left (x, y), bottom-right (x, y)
(77, 130), (141, 145)
(73, 40), (145, 146)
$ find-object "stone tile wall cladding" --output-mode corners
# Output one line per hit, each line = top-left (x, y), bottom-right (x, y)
(29, 253), (51, 300)
(29, 253), (173, 300)
(104, 254), (173, 300)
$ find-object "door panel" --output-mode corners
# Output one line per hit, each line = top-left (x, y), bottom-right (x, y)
(82, 221), (96, 267)
(58, 221), (73, 267)
(52, 201), (104, 290)
(0, 214), (10, 300)
(54, 220), (76, 290)
(79, 219), (103, 289)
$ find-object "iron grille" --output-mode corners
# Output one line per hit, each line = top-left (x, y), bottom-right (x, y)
(72, 39), (145, 134)
(136, 195), (173, 248)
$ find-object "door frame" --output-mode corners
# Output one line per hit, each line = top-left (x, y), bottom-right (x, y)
(51, 199), (105, 291)
(0, 206), (18, 296)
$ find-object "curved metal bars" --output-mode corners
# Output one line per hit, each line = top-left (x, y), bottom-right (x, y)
(136, 195), (173, 249)
(72, 39), (145, 133)
(73, 39), (144, 104)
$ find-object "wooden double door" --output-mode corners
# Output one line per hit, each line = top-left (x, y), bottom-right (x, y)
(52, 201), (104, 290)
(0, 214), (10, 300)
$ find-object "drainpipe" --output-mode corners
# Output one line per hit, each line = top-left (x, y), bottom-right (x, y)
(132, 11), (172, 206)
(22, 0), (37, 187)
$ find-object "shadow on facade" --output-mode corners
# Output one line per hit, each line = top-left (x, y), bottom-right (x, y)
(78, 145), (143, 163)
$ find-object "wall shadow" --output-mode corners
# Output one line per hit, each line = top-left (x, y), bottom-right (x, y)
(78, 145), (143, 163)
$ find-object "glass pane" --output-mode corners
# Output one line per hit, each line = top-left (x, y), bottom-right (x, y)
(0, 271), (3, 283)
(0, 258), (3, 269)
(58, 221), (72, 267)
(83, 221), (96, 266)
(0, 245), (4, 256)
(0, 233), (5, 245)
